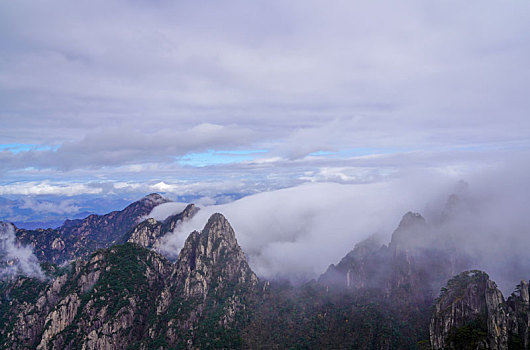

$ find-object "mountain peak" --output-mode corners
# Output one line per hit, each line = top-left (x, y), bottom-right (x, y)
(178, 203), (199, 221)
(398, 211), (425, 229)
(140, 193), (167, 205)
(176, 213), (257, 298)
(202, 212), (236, 242)
(430, 270), (510, 349)
(389, 211), (427, 251)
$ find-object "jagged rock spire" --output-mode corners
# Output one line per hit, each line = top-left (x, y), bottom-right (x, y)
(177, 213), (258, 298)
(389, 211), (427, 251)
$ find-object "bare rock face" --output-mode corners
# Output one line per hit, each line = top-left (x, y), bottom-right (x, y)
(126, 203), (199, 249)
(176, 213), (258, 298)
(429, 271), (530, 350)
(318, 235), (385, 290)
(506, 280), (530, 349)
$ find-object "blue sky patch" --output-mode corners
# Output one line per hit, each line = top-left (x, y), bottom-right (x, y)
(0, 143), (58, 154)
(178, 149), (268, 167)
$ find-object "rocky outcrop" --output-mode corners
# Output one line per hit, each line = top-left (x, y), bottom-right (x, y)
(506, 280), (530, 349)
(176, 213), (258, 298)
(125, 203), (199, 249)
(430, 270), (530, 350)
(12, 193), (169, 264)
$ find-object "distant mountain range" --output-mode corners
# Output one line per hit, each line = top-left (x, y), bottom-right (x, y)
(0, 195), (133, 229)
(0, 193), (528, 349)
(0, 192), (246, 230)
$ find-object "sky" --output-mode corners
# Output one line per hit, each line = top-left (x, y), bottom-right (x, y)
(1, 0), (530, 201)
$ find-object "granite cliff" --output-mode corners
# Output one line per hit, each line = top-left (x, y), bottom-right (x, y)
(430, 270), (530, 350)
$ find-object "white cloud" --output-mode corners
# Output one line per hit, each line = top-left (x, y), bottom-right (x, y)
(20, 198), (80, 215)
(152, 160), (530, 292)
(0, 223), (44, 279)
(158, 178), (455, 280)
(145, 202), (190, 221)
(0, 181), (102, 196)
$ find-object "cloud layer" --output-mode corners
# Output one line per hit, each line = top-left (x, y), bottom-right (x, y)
(157, 175), (458, 280)
(149, 161), (530, 292)
(1, 0), (529, 191)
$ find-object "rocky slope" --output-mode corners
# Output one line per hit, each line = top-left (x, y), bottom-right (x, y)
(0, 212), (258, 349)
(11, 193), (169, 263)
(430, 270), (530, 350)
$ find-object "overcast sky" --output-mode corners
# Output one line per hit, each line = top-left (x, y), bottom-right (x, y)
(1, 0), (529, 198)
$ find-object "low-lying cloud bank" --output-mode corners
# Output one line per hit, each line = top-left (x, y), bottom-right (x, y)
(155, 174), (456, 281)
(152, 162), (530, 291)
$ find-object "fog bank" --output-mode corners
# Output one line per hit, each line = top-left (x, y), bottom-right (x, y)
(152, 162), (530, 292)
(156, 174), (456, 281)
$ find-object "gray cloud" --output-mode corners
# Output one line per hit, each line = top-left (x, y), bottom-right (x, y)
(1, 1), (529, 179)
(0, 123), (253, 171)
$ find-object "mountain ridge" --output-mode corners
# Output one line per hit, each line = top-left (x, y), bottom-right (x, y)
(8, 193), (170, 264)
(1, 193), (528, 349)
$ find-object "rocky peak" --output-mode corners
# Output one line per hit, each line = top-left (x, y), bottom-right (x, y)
(318, 235), (385, 289)
(139, 193), (167, 205)
(0, 243), (178, 349)
(430, 270), (509, 349)
(398, 211), (426, 228)
(179, 203), (199, 219)
(176, 213), (258, 298)
(390, 212), (427, 249)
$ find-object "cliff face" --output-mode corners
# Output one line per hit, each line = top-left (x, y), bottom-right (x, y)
(506, 280), (530, 349)
(176, 213), (258, 298)
(430, 270), (530, 350)
(13, 193), (169, 264)
(2, 192), (528, 349)
(319, 212), (462, 303)
(0, 213), (258, 349)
